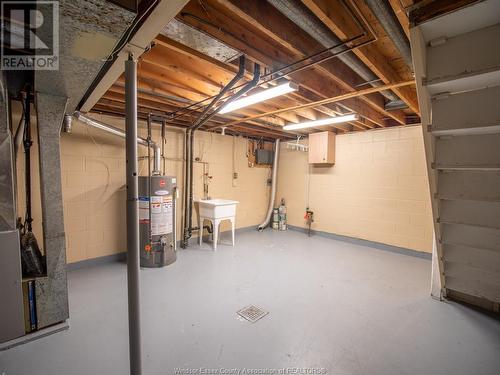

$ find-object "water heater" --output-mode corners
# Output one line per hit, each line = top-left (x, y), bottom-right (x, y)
(138, 175), (177, 268)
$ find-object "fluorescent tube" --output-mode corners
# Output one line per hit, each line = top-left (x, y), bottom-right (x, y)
(219, 82), (298, 114)
(283, 114), (359, 130)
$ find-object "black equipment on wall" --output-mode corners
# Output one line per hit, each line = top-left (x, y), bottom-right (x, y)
(19, 86), (45, 277)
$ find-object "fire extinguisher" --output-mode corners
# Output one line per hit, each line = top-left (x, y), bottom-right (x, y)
(304, 208), (314, 237)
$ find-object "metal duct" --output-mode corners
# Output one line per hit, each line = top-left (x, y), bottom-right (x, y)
(161, 19), (241, 63)
(258, 139), (280, 231)
(63, 114), (72, 133)
(266, 0), (402, 104)
(364, 0), (412, 69)
(153, 144), (161, 175)
(384, 99), (409, 111)
(73, 111), (161, 174)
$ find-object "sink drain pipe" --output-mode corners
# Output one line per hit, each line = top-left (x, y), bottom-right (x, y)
(182, 57), (261, 248)
(181, 56), (246, 248)
(258, 138), (280, 231)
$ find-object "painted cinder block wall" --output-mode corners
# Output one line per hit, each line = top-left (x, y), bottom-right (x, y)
(276, 125), (434, 253)
(61, 114), (273, 263)
(13, 108), (271, 263)
(14, 102), (433, 262)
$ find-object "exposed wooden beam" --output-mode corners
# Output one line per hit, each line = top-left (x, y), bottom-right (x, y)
(100, 86), (302, 138)
(388, 0), (411, 38)
(269, 96), (318, 121)
(94, 101), (176, 121)
(178, 2), (292, 68)
(111, 82), (192, 106)
(217, 0), (407, 125)
(145, 36), (314, 125)
(152, 30), (349, 127)
(177, 1), (390, 127)
(154, 35), (311, 125)
(94, 0), (420, 139)
(218, 80), (415, 128)
(302, 0), (420, 114)
(139, 60), (223, 97)
(288, 92), (368, 131)
(409, 0), (482, 26)
(105, 88), (237, 127)
(134, 73), (209, 101)
(115, 82), (298, 127)
(229, 124), (296, 139)
(141, 47), (225, 93)
(109, 85), (182, 108)
(92, 104), (287, 139)
(99, 94), (223, 127)
(154, 4), (379, 131)
(154, 35), (242, 77)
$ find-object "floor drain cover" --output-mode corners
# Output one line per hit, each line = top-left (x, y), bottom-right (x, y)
(237, 305), (269, 323)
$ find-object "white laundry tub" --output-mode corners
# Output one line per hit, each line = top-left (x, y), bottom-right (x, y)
(197, 199), (239, 250)
(198, 199), (239, 219)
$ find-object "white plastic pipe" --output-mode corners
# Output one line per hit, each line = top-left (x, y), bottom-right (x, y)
(258, 139), (280, 231)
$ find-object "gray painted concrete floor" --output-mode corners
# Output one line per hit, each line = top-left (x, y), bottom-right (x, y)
(1, 230), (500, 375)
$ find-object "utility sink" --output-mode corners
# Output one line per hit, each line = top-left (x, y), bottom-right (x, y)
(197, 199), (239, 250)
(197, 199), (239, 219)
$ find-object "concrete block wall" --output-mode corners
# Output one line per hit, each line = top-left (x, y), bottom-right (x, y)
(61, 114), (271, 262)
(13, 106), (271, 263)
(277, 125), (434, 253)
(14, 101), (432, 261)
(59, 116), (127, 263)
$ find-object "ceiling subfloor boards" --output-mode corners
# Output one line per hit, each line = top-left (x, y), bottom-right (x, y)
(91, 0), (420, 139)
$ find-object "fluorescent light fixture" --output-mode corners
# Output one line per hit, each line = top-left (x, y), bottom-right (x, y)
(219, 82), (298, 114)
(283, 114), (359, 131)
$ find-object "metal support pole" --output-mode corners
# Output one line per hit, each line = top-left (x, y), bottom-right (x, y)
(125, 55), (142, 375)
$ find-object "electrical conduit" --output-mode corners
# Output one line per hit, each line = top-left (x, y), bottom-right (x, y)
(73, 111), (161, 174)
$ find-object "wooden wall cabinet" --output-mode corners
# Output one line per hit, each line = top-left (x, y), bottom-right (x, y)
(308, 131), (335, 164)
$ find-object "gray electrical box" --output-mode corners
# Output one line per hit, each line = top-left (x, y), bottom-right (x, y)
(256, 149), (274, 165)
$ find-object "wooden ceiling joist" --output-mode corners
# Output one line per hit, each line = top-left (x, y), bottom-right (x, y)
(218, 80), (414, 128)
(92, 0), (420, 139)
(301, 0), (420, 114)
(103, 83), (301, 138)
(215, 0), (408, 125)
(408, 0), (482, 27)
(176, 1), (392, 127)
(152, 32), (358, 129)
